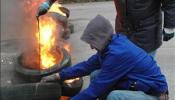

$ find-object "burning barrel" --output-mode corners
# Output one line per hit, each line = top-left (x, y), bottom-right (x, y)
(16, 48), (70, 82)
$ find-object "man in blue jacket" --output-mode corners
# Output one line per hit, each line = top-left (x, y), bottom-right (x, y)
(41, 15), (169, 100)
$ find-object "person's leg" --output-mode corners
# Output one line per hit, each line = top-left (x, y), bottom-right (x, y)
(107, 90), (157, 100)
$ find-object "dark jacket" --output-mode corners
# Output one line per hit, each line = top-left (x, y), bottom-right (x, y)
(59, 34), (168, 100)
(114, 0), (175, 52)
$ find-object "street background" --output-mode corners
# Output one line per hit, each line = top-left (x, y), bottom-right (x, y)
(1, 1), (175, 100)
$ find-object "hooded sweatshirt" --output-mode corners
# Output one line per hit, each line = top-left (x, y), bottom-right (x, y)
(81, 15), (114, 52)
(59, 15), (168, 100)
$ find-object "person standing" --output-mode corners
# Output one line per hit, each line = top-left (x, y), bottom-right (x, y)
(113, 0), (175, 57)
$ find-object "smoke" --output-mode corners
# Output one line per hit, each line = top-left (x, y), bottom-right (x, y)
(1, 0), (29, 40)
(1, 0), (44, 52)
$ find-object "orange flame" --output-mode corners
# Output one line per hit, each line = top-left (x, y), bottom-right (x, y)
(60, 96), (70, 100)
(64, 78), (80, 84)
(63, 42), (72, 53)
(36, 17), (59, 69)
(49, 3), (66, 16)
(21, 1), (72, 70)
(36, 3), (70, 69)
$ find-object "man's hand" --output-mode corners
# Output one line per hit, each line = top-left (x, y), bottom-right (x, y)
(40, 73), (60, 82)
(163, 28), (175, 41)
(36, 2), (50, 17)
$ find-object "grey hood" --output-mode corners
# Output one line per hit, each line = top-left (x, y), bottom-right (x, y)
(81, 15), (114, 51)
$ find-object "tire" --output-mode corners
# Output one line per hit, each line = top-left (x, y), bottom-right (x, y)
(1, 83), (61, 100)
(15, 48), (71, 83)
(62, 78), (83, 97)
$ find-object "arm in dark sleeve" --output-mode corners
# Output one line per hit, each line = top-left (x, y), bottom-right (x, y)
(162, 0), (175, 28)
(71, 54), (135, 100)
(59, 54), (100, 80)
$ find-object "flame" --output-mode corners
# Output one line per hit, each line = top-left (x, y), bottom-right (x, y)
(60, 96), (70, 100)
(64, 78), (80, 84)
(36, 17), (59, 69)
(63, 42), (72, 53)
(36, 3), (69, 69)
(21, 0), (72, 70)
(35, 3), (69, 69)
(49, 3), (66, 17)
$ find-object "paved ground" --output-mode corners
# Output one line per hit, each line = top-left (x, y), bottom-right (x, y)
(1, 1), (175, 100)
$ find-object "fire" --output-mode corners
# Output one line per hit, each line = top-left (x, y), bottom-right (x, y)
(49, 3), (67, 17)
(36, 17), (59, 69)
(63, 41), (72, 53)
(36, 3), (69, 69)
(21, 0), (71, 70)
(60, 96), (70, 100)
(64, 78), (80, 84)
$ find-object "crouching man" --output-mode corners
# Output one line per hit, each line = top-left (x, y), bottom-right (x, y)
(41, 15), (169, 100)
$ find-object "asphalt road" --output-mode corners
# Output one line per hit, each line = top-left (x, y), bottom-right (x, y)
(1, 1), (175, 100)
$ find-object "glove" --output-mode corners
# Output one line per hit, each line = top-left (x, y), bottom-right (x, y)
(163, 28), (175, 41)
(40, 73), (60, 82)
(36, 2), (50, 17)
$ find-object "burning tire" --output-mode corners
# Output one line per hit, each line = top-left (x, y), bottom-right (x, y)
(15, 48), (71, 82)
(15, 48), (83, 98)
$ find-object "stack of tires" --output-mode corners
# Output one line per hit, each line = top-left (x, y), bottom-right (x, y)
(1, 48), (83, 100)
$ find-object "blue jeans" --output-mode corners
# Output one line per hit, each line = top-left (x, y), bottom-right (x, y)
(90, 71), (158, 100)
(107, 90), (157, 100)
(90, 50), (158, 100)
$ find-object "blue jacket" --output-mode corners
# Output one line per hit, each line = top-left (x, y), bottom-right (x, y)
(59, 34), (168, 100)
